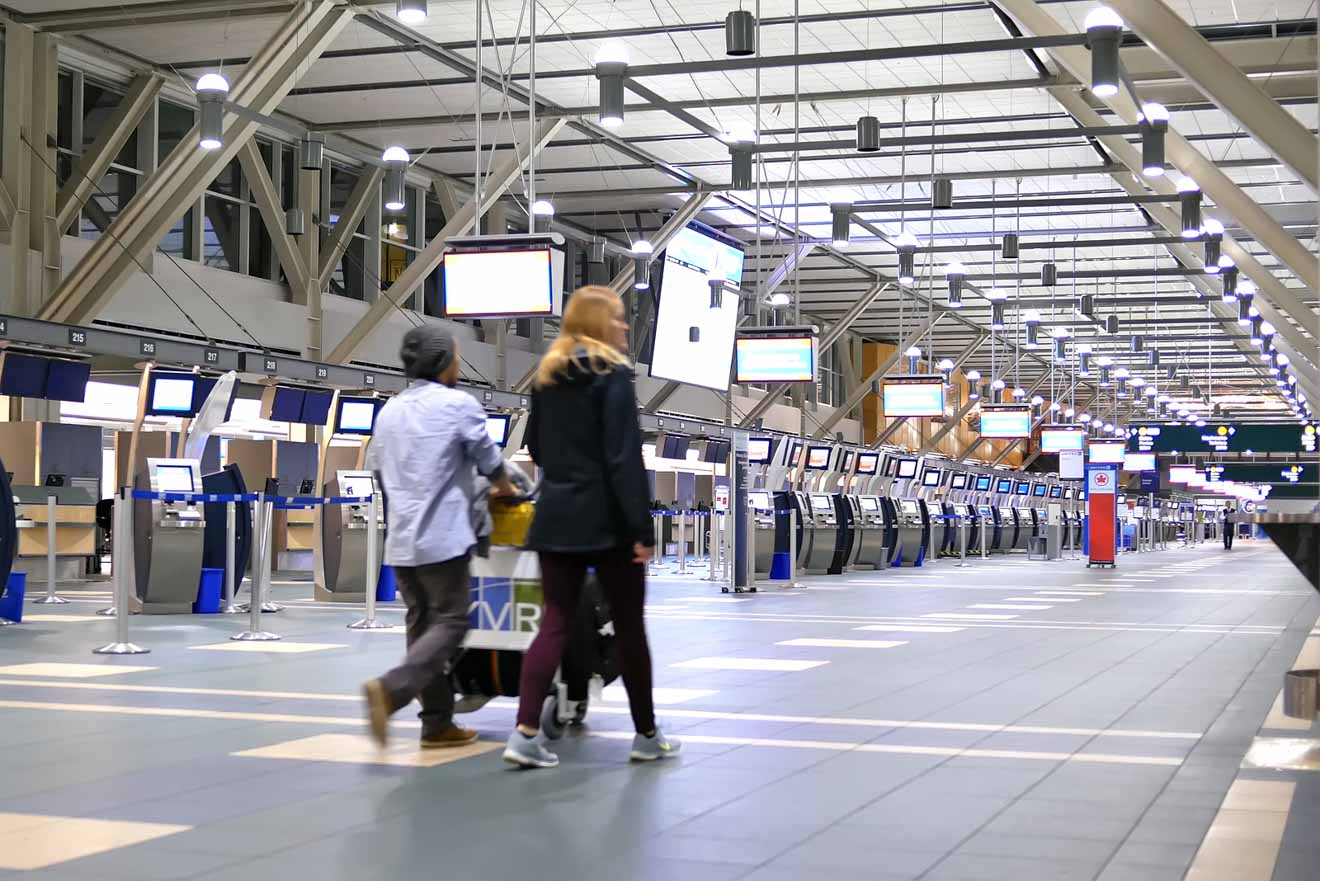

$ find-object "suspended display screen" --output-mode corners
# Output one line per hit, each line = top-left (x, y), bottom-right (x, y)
(1124, 452), (1158, 472)
(979, 405), (1032, 438)
(0, 354), (50, 399)
(650, 225), (744, 390)
(1088, 441), (1127, 464)
(1040, 428), (1086, 452)
(45, 360), (91, 403)
(1129, 422), (1318, 454)
(734, 335), (816, 383)
(442, 248), (556, 317)
(882, 376), (946, 418)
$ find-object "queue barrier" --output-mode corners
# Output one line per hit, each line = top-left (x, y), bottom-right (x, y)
(93, 490), (376, 654)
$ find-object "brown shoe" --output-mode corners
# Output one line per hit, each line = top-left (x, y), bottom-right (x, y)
(363, 679), (391, 748)
(420, 725), (479, 749)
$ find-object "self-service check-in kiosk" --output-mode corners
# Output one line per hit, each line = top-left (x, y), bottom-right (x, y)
(318, 470), (384, 602)
(133, 458), (206, 614)
(918, 466), (947, 560)
(889, 456), (928, 566)
(991, 476), (1016, 552)
(800, 445), (840, 575)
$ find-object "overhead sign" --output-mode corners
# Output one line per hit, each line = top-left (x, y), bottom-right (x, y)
(979, 405), (1031, 438)
(1128, 423), (1318, 454)
(1203, 463), (1316, 485)
(1088, 467), (1117, 495)
(1040, 428), (1085, 452)
(882, 376), (946, 418)
(734, 335), (816, 383)
(1059, 448), (1084, 479)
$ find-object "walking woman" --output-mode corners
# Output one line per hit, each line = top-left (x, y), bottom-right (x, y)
(503, 286), (680, 769)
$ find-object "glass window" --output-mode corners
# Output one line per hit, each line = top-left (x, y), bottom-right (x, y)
(57, 72), (73, 151)
(159, 207), (196, 260)
(209, 156), (241, 199)
(83, 81), (137, 169)
(381, 242), (413, 288)
(281, 146), (295, 207)
(329, 235), (366, 301)
(158, 100), (194, 164)
(249, 206), (274, 281)
(424, 191), (444, 244)
(202, 196), (240, 272)
(81, 171), (138, 238)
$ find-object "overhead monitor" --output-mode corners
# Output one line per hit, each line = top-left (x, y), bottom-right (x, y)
(995, 477), (1013, 494)
(1124, 452), (1158, 472)
(734, 335), (816, 383)
(980, 405), (1032, 438)
(0, 353), (51, 399)
(1033, 483), (1048, 498)
(747, 490), (771, 509)
(335, 396), (378, 435)
(1040, 428), (1086, 453)
(147, 374), (197, 416)
(895, 458), (918, 479)
(921, 469), (942, 487)
(1168, 465), (1196, 484)
(860, 496), (880, 512)
(267, 387), (306, 423)
(882, 376), (946, 418)
(701, 439), (730, 463)
(300, 390), (334, 426)
(810, 494), (833, 511)
(442, 247), (557, 318)
(950, 472), (968, 489)
(1088, 441), (1127, 464)
(804, 446), (831, 470)
(154, 463), (195, 493)
(650, 225), (744, 391)
(747, 437), (773, 464)
(657, 434), (689, 460)
(1014, 481), (1030, 496)
(975, 475), (992, 492)
(856, 452), (879, 475)
(486, 414), (511, 447)
(44, 360), (90, 403)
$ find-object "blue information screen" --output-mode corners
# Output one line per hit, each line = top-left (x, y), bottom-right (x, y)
(882, 380), (945, 417)
(980, 406), (1031, 438)
(734, 336), (816, 383)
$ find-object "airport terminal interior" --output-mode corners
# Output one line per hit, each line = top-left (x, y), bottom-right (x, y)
(0, 0), (1317, 879)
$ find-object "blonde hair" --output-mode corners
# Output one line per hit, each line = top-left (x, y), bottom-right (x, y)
(535, 285), (630, 388)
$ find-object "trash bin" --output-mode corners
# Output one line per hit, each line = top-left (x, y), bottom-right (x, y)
(770, 552), (792, 580)
(0, 572), (26, 622)
(376, 565), (397, 602)
(1284, 669), (1319, 720)
(194, 568), (223, 614)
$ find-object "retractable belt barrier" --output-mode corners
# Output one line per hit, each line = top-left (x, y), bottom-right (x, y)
(92, 490), (379, 655)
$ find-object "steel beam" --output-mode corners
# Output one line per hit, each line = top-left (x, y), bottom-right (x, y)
(1106, 0), (1318, 191)
(759, 243), (819, 303)
(319, 167), (384, 289)
(55, 74), (163, 232)
(876, 335), (990, 447)
(995, 0), (1319, 292)
(3, 23), (33, 316)
(326, 117), (566, 365)
(748, 123), (1142, 155)
(809, 315), (944, 438)
(235, 141), (309, 294)
(818, 282), (890, 352)
(955, 372), (1054, 463)
(17, 0), (298, 31)
(28, 31), (60, 310)
(607, 193), (714, 295)
(41, 1), (354, 326)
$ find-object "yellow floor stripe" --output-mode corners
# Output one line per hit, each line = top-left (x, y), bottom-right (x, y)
(0, 813), (189, 871)
(233, 733), (500, 767)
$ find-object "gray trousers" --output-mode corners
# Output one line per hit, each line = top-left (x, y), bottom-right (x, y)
(380, 555), (471, 735)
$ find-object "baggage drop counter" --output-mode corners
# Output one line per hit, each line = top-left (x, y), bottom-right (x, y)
(134, 458), (206, 614)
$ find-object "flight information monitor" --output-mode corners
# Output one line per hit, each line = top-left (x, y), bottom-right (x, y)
(0, 354), (50, 398)
(896, 458), (919, 479)
(147, 374), (197, 416)
(950, 472), (968, 489)
(1041, 428), (1086, 452)
(805, 446), (831, 470)
(856, 452), (879, 475)
(442, 248), (557, 317)
(734, 335), (816, 383)
(1128, 422), (1318, 454)
(882, 376), (945, 418)
(1124, 452), (1157, 472)
(45, 360), (91, 403)
(335, 397), (378, 435)
(746, 438), (773, 463)
(650, 225), (744, 391)
(1088, 441), (1126, 464)
(980, 405), (1032, 438)
(975, 475), (992, 492)
(921, 469), (942, 487)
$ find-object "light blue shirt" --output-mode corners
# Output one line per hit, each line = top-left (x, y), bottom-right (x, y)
(366, 380), (504, 567)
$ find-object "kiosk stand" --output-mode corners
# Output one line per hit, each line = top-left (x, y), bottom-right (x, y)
(135, 458), (207, 613)
(1085, 465), (1118, 568)
(94, 489), (149, 655)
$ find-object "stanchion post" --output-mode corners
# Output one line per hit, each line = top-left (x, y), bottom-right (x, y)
(787, 507), (800, 587)
(957, 520), (969, 567)
(94, 487), (148, 654)
(34, 494), (67, 604)
(745, 505), (755, 591)
(676, 513), (687, 575)
(222, 501), (242, 614)
(232, 493), (279, 641)
(350, 492), (390, 629)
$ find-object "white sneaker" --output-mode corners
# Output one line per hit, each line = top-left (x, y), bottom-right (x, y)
(630, 728), (682, 762)
(502, 731), (559, 769)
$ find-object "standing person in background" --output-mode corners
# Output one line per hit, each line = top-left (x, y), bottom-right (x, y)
(1222, 502), (1236, 550)
(362, 325), (515, 749)
(502, 286), (680, 769)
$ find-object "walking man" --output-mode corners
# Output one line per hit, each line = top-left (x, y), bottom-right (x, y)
(362, 325), (514, 748)
(1222, 503), (1236, 550)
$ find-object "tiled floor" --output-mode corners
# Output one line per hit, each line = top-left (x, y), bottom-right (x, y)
(0, 540), (1316, 880)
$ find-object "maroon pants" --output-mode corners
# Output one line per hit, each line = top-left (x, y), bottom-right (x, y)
(516, 547), (656, 734)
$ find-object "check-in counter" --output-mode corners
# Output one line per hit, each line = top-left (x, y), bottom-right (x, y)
(12, 497), (97, 581)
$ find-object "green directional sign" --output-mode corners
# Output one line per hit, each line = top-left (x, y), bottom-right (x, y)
(1129, 423), (1319, 454)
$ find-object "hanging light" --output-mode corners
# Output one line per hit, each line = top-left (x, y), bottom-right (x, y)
(966, 370), (981, 401)
(1011, 386), (1026, 400)
(932, 178), (954, 209)
(1080, 412), (1091, 424)
(1249, 316), (1264, 346)
(1076, 342), (1093, 376)
(724, 9), (756, 56)
(1130, 376), (1147, 389)
(905, 345), (922, 374)
(1221, 265), (1238, 301)
(632, 240), (653, 255)
(708, 277), (725, 309)
(986, 288), (1008, 330)
(1237, 282), (1255, 323)
(895, 229), (919, 285)
(1023, 309), (1042, 347)
(1130, 334), (1144, 353)
(1176, 176), (1202, 238)
(1041, 262), (1057, 286)
(1065, 407), (1076, 420)
(1052, 326), (1070, 361)
(856, 115), (881, 152)
(1202, 218), (1224, 271)
(1114, 366), (1131, 397)
(633, 257), (651, 291)
(285, 207), (305, 237)
(1261, 321), (1276, 350)
(1105, 314), (1120, 334)
(992, 378), (1007, 391)
(1084, 7), (1124, 98)
(1001, 233), (1020, 259)
(382, 145), (410, 211)
(196, 73), (230, 151)
(945, 261), (965, 307)
(1139, 102), (1169, 177)
(1031, 394), (1045, 407)
(396, 0), (428, 24)
(595, 41), (629, 128)
(937, 358), (955, 380)
(530, 199), (555, 233)
(768, 291), (790, 307)
(1147, 348), (1161, 367)
(830, 202), (852, 248)
(1097, 355), (1114, 387)
(726, 121), (756, 190)
(299, 133), (325, 170)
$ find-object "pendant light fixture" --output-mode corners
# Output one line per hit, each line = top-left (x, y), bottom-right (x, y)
(1023, 309), (1042, 347)
(945, 262), (965, 307)
(1051, 327), (1069, 361)
(1237, 281), (1255, 324)
(932, 178), (953, 209)
(896, 230), (918, 285)
(726, 121), (756, 191)
(830, 201), (852, 248)
(1076, 343), (1093, 376)
(1001, 233), (1019, 259)
(381, 146), (410, 211)
(724, 10), (756, 56)
(1139, 103), (1169, 177)
(1097, 356), (1113, 387)
(905, 346), (922, 374)
(299, 133), (325, 170)
(633, 258), (651, 291)
(196, 73), (230, 151)
(1084, 7), (1124, 98)
(855, 116), (880, 152)
(1175, 176), (1202, 238)
(1202, 218), (1224, 270)
(530, 199), (555, 233)
(594, 41), (629, 128)
(1040, 262), (1057, 287)
(966, 370), (981, 401)
(1221, 265), (1238, 301)
(396, 0), (428, 24)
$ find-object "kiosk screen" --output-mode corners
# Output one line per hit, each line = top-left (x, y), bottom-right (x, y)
(950, 473), (968, 489)
(896, 458), (918, 479)
(975, 475), (992, 492)
(921, 469), (941, 487)
(156, 465), (194, 493)
(747, 438), (772, 463)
